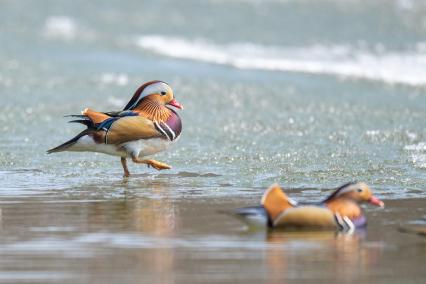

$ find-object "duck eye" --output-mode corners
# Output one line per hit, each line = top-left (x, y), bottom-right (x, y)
(357, 188), (363, 192)
(160, 91), (167, 96)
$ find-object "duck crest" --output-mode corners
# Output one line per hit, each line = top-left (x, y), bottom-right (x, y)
(123, 80), (164, 110)
(322, 181), (358, 203)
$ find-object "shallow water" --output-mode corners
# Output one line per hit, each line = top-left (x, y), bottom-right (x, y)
(1, 0), (426, 283)
(0, 197), (425, 283)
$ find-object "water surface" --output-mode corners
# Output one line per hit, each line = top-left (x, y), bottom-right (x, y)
(1, 0), (426, 283)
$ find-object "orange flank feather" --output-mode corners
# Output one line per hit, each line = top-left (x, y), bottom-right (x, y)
(82, 108), (110, 124)
(273, 206), (337, 229)
(261, 184), (294, 221)
(105, 116), (162, 145)
(325, 199), (362, 220)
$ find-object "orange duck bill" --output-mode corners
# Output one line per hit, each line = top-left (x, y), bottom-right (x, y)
(168, 99), (183, 110)
(369, 196), (385, 207)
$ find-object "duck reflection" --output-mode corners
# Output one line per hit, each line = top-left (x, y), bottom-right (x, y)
(263, 229), (381, 283)
(84, 181), (180, 283)
(131, 183), (178, 283)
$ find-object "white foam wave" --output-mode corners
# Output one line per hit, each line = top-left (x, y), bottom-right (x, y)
(137, 35), (426, 86)
(411, 154), (426, 169)
(404, 142), (426, 169)
(43, 16), (77, 40)
(98, 72), (129, 86)
(404, 142), (426, 151)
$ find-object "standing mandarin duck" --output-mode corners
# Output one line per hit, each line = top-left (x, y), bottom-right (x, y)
(47, 81), (183, 177)
(230, 182), (384, 231)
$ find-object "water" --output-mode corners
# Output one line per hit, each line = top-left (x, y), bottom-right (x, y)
(1, 0), (426, 283)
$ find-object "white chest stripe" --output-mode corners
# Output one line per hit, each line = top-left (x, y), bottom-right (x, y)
(163, 122), (176, 140)
(154, 122), (169, 139)
(154, 122), (175, 141)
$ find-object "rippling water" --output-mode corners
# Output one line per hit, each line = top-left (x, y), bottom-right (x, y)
(1, 0), (426, 283)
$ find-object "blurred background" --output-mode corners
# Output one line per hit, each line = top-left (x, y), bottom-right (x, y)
(0, 0), (425, 283)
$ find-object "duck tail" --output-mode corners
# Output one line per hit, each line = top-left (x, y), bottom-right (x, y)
(46, 130), (90, 154)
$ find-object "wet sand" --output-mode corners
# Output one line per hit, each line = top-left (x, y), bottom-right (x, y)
(0, 192), (424, 283)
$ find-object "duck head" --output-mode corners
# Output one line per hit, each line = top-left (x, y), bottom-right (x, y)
(124, 81), (183, 111)
(324, 182), (384, 207)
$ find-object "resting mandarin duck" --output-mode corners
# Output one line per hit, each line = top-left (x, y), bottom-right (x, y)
(398, 215), (426, 237)
(47, 81), (183, 177)
(232, 182), (384, 231)
(398, 226), (426, 237)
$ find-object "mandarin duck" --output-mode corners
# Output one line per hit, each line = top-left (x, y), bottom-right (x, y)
(398, 215), (426, 237)
(398, 226), (426, 237)
(47, 80), (183, 177)
(231, 182), (384, 231)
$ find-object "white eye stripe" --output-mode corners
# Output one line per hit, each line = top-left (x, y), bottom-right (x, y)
(129, 82), (171, 109)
